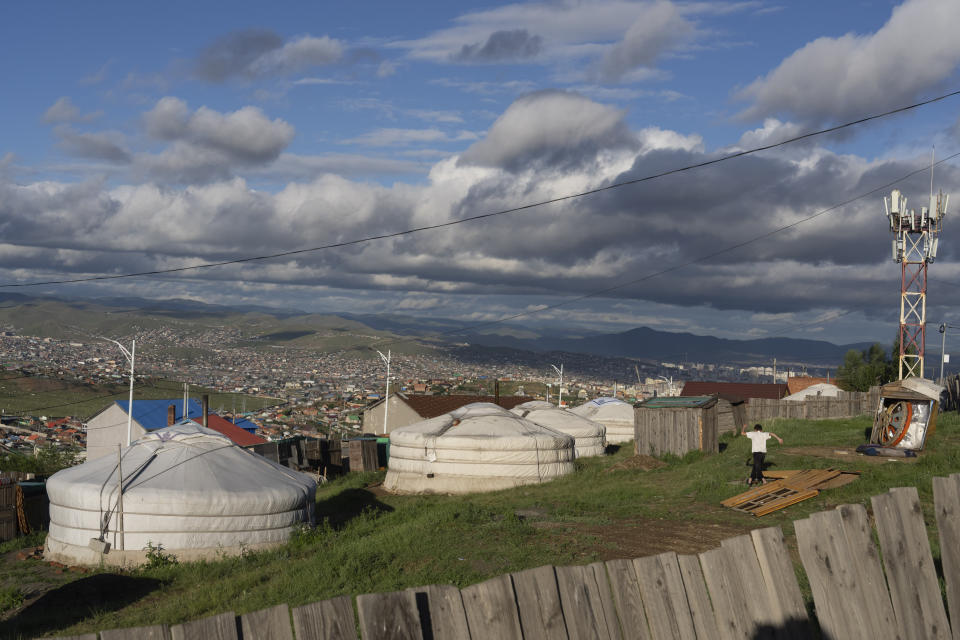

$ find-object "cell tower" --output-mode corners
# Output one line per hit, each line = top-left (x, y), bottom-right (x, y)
(884, 183), (948, 379)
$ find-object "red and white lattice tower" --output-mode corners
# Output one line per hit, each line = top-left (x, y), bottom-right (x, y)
(885, 187), (949, 379)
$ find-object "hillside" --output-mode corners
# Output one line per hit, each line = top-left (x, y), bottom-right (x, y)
(3, 413), (958, 636)
(0, 293), (877, 368)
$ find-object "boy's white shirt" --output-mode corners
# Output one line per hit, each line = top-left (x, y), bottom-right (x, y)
(746, 431), (772, 453)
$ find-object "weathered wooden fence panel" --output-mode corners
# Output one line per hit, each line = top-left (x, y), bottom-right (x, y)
(510, 565), (568, 640)
(356, 591), (422, 640)
(934, 474), (960, 640)
(100, 626), (170, 640)
(603, 559), (649, 640)
(291, 596), (357, 640)
(872, 487), (951, 639)
(407, 584), (471, 640)
(634, 552), (696, 640)
(240, 604), (294, 640)
(170, 611), (237, 640)
(675, 554), (719, 640)
(460, 575), (523, 640)
(554, 564), (614, 640)
(750, 527), (809, 639)
(37, 471), (960, 640)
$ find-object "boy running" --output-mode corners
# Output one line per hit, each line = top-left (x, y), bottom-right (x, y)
(741, 423), (783, 486)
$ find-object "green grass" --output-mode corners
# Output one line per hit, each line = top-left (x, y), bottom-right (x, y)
(0, 373), (279, 420)
(4, 412), (960, 638)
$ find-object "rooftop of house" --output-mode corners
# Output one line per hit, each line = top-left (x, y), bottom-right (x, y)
(680, 381), (789, 401)
(191, 416), (266, 447)
(786, 376), (834, 395)
(399, 394), (535, 419)
(115, 399), (204, 431)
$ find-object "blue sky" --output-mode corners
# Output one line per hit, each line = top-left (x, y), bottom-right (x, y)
(3, 0), (960, 350)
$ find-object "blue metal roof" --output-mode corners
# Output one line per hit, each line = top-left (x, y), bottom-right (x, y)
(230, 417), (259, 434)
(116, 398), (204, 431)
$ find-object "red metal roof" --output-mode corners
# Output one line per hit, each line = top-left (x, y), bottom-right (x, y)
(193, 415), (266, 447)
(680, 381), (788, 401)
(401, 395), (535, 419)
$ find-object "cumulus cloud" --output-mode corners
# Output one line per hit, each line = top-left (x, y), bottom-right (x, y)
(596, 1), (694, 82)
(459, 90), (634, 169)
(55, 127), (131, 163)
(42, 97), (102, 124)
(452, 29), (542, 63)
(3, 91), (958, 331)
(394, 0), (733, 85)
(194, 29), (342, 82)
(737, 0), (960, 123)
(139, 98), (294, 181)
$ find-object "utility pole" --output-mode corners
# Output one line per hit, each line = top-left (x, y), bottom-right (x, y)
(102, 337), (136, 446)
(940, 322), (956, 384)
(885, 159), (948, 379)
(551, 364), (563, 407)
(376, 350), (391, 435)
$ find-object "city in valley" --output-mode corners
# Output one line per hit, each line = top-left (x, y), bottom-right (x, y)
(0, 315), (826, 458)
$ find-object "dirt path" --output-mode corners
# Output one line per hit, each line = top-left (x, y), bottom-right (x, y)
(532, 509), (753, 562)
(779, 445), (918, 464)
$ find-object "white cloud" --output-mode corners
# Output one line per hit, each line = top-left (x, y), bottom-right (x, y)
(341, 128), (477, 147)
(395, 1), (742, 84)
(248, 36), (343, 76)
(735, 119), (805, 149)
(194, 30), (343, 82)
(42, 97), (102, 124)
(55, 127), (131, 163)
(737, 0), (960, 123)
(596, 1), (694, 82)
(459, 90), (634, 169)
(3, 90), (957, 330)
(139, 98), (294, 181)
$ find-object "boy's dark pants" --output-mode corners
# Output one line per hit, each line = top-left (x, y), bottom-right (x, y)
(751, 452), (765, 483)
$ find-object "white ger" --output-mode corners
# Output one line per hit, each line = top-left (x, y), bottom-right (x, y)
(384, 403), (575, 495)
(570, 397), (635, 444)
(510, 400), (606, 458)
(45, 422), (316, 567)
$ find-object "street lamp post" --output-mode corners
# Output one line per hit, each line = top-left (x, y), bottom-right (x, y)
(376, 350), (391, 435)
(551, 364), (563, 408)
(103, 338), (136, 446)
(940, 323), (956, 384)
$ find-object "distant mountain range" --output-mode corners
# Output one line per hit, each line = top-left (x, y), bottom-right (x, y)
(0, 293), (877, 367)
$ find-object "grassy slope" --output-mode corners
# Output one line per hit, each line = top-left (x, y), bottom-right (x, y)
(6, 413), (960, 638)
(0, 374), (279, 420)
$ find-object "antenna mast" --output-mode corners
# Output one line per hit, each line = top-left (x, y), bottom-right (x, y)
(884, 162), (949, 379)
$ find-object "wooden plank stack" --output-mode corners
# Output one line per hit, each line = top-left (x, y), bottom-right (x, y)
(721, 468), (854, 516)
(30, 472), (960, 640)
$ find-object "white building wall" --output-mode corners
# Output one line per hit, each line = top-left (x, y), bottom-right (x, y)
(362, 396), (422, 435)
(85, 404), (147, 461)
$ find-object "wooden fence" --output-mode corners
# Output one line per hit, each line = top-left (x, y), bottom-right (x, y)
(37, 472), (960, 640)
(942, 374), (960, 412)
(634, 401), (718, 457)
(745, 387), (880, 423)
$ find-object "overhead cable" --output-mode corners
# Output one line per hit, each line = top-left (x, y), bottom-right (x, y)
(3, 89), (960, 289)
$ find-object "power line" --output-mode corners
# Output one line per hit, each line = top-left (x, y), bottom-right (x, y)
(3, 89), (960, 290)
(360, 151), (960, 351)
